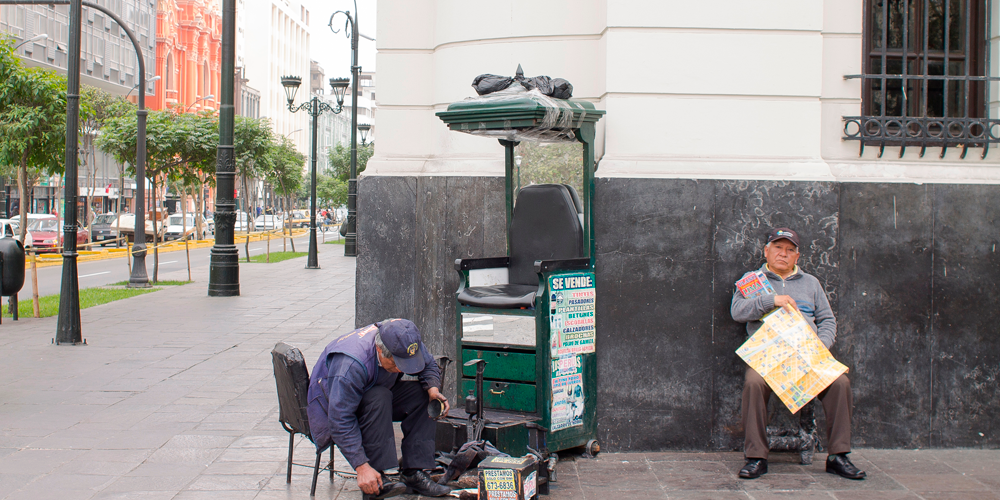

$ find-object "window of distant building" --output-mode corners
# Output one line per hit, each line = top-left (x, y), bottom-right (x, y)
(843, 0), (998, 158)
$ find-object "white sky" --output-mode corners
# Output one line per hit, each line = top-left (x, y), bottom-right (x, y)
(303, 0), (378, 86)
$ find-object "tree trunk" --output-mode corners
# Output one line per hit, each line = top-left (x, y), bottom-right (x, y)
(181, 188), (191, 282)
(151, 175), (159, 283)
(242, 174), (251, 262)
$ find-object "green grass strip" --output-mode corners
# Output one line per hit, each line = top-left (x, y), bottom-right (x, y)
(323, 239), (345, 245)
(2, 287), (158, 319)
(247, 251), (307, 263)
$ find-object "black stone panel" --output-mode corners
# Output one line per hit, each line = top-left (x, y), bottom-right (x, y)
(355, 175), (1000, 451)
(356, 176), (417, 328)
(930, 185), (1000, 447)
(711, 180), (840, 451)
(593, 178), (716, 450)
(838, 184), (934, 449)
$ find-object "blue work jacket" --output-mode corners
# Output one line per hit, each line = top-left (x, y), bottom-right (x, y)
(306, 323), (441, 469)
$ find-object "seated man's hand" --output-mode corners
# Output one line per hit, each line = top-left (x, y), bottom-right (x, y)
(427, 387), (450, 419)
(774, 295), (798, 311)
(356, 462), (382, 495)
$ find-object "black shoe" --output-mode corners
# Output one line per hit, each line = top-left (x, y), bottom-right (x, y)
(738, 458), (767, 479)
(367, 473), (405, 500)
(402, 469), (451, 497)
(826, 453), (867, 480)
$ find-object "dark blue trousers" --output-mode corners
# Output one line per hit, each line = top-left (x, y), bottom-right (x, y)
(356, 381), (435, 471)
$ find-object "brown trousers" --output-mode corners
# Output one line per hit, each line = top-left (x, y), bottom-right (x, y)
(742, 367), (853, 459)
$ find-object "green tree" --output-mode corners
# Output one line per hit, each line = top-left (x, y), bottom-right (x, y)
(316, 173), (345, 208)
(80, 86), (130, 233)
(326, 142), (373, 182)
(0, 36), (68, 241)
(267, 136), (305, 209)
(323, 142), (372, 207)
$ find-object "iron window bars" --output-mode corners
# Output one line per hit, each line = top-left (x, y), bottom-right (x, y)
(843, 0), (1000, 158)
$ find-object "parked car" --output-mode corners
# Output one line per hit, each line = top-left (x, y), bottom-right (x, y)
(89, 213), (121, 246)
(163, 214), (212, 241)
(0, 218), (20, 239)
(254, 214), (283, 231)
(288, 210), (309, 228)
(115, 214), (164, 243)
(234, 211), (253, 232)
(25, 216), (88, 253)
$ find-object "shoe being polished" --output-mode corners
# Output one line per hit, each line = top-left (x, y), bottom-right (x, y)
(370, 474), (406, 500)
(402, 469), (451, 497)
(826, 453), (867, 480)
(738, 458), (768, 479)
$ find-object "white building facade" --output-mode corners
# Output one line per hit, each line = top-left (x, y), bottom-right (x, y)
(359, 0), (1000, 453)
(243, 0), (311, 155)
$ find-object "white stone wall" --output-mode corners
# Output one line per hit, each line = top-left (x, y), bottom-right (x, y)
(370, 0), (1000, 184)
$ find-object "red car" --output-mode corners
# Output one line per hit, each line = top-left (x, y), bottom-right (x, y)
(26, 217), (88, 253)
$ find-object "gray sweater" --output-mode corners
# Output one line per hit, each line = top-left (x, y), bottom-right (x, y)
(730, 264), (837, 348)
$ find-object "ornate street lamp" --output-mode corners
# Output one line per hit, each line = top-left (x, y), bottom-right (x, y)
(329, 0), (372, 257)
(358, 123), (371, 146)
(280, 75), (348, 269)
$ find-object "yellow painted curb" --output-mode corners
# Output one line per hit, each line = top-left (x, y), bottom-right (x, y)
(26, 228), (311, 269)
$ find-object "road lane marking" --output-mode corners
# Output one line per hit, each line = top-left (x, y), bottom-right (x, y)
(79, 271), (111, 278)
(160, 261), (178, 265)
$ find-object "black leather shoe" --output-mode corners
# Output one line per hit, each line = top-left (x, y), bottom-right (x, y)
(370, 475), (406, 499)
(826, 453), (867, 480)
(738, 458), (768, 479)
(402, 469), (451, 497)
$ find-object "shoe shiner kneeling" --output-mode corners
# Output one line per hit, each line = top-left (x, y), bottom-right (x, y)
(307, 319), (452, 497)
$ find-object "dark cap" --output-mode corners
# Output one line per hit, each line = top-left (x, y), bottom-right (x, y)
(766, 227), (800, 248)
(376, 319), (426, 374)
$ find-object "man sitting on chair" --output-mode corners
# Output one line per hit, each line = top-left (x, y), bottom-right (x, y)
(307, 319), (451, 498)
(731, 228), (866, 481)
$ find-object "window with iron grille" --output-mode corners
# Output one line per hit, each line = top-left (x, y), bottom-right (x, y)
(843, 0), (998, 158)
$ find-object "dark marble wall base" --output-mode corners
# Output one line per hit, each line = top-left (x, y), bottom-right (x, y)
(356, 176), (1000, 450)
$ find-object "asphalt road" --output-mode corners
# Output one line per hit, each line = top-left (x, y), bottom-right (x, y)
(18, 230), (340, 298)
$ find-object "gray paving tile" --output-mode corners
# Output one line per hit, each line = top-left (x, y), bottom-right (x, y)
(891, 473), (992, 492)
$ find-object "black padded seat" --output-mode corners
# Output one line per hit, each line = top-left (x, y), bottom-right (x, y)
(457, 184), (584, 309)
(457, 284), (537, 309)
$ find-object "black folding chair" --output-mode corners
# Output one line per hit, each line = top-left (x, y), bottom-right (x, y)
(271, 342), (335, 496)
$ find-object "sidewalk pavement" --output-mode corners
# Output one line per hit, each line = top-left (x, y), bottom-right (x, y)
(0, 249), (997, 500)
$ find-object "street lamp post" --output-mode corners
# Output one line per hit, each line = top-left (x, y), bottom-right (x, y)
(208, 0), (238, 296)
(280, 76), (349, 269)
(329, 1), (370, 257)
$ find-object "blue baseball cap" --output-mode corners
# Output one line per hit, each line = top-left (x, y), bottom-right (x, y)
(377, 319), (426, 374)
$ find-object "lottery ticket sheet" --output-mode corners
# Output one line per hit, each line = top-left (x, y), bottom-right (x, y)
(736, 306), (848, 413)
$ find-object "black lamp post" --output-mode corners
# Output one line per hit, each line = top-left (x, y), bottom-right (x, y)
(329, 1), (370, 257)
(358, 123), (371, 146)
(280, 75), (349, 269)
(208, 0), (238, 296)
